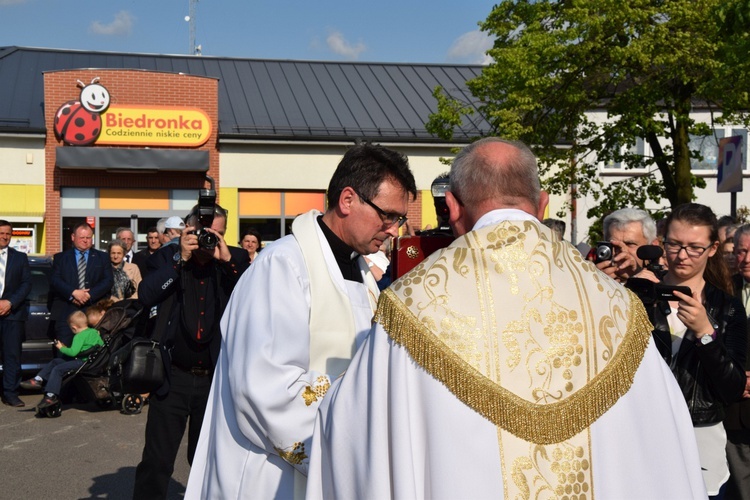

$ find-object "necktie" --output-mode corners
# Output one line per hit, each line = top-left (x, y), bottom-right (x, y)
(0, 249), (6, 298)
(78, 252), (87, 289)
(125, 254), (131, 263)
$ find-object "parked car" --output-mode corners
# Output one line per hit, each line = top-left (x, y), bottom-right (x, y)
(0, 255), (55, 376)
(22, 255), (55, 373)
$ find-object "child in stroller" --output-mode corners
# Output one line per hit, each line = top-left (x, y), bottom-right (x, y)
(21, 308), (104, 415)
(23, 299), (143, 417)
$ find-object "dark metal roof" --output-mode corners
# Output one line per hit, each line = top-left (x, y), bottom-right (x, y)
(0, 46), (489, 143)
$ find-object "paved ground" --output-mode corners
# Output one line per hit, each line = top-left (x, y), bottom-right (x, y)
(0, 393), (190, 499)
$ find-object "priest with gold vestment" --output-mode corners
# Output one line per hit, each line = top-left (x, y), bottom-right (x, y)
(307, 138), (707, 499)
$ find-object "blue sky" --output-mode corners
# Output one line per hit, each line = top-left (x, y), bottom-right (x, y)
(0, 1), (497, 64)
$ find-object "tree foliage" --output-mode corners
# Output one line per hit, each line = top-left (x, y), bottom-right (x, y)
(427, 0), (750, 222)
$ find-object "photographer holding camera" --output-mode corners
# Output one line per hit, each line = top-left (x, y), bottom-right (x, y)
(133, 200), (247, 500)
(631, 203), (746, 497)
(589, 207), (658, 283)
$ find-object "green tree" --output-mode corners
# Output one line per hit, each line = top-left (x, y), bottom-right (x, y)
(427, 0), (750, 223)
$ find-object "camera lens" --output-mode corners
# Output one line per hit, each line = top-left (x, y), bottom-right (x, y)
(596, 244), (612, 262)
(198, 232), (218, 250)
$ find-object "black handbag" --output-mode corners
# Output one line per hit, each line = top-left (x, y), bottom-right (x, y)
(112, 338), (165, 394)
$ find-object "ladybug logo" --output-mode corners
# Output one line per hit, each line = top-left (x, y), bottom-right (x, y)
(54, 78), (111, 146)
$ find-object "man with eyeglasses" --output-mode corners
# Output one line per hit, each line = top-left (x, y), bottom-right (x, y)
(186, 143), (417, 499)
(306, 138), (705, 499)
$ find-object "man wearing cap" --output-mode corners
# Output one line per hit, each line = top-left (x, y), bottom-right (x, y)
(162, 216), (184, 246)
(185, 143), (417, 499)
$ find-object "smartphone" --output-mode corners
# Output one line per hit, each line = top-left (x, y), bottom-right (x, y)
(655, 284), (691, 301)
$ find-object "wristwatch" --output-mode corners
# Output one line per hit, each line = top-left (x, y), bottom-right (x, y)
(697, 331), (717, 345)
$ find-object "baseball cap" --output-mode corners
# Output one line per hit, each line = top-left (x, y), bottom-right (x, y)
(164, 216), (185, 230)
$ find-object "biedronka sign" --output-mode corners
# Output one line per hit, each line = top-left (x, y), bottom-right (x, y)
(99, 105), (211, 147)
(53, 78), (211, 148)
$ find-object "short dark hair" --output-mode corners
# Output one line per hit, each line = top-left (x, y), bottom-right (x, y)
(0, 219), (11, 229)
(241, 227), (262, 246)
(326, 143), (417, 209)
(146, 226), (158, 234)
(185, 203), (228, 227)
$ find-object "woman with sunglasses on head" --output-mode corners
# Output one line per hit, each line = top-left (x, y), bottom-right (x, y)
(635, 203), (746, 498)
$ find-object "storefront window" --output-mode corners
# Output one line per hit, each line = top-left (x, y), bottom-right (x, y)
(61, 188), (96, 209)
(239, 190), (326, 243)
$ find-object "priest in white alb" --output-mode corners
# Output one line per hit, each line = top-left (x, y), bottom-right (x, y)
(306, 138), (707, 499)
(185, 144), (417, 499)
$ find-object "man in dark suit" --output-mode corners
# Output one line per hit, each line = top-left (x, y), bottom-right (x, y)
(132, 226), (161, 278)
(727, 223), (750, 499)
(49, 222), (113, 349)
(0, 220), (31, 407)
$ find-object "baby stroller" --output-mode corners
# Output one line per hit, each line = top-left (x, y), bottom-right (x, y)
(36, 299), (145, 418)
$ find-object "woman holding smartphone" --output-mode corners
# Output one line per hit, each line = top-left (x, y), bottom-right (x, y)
(635, 203), (746, 498)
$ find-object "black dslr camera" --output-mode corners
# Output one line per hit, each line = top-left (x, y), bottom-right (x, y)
(625, 245), (691, 305)
(192, 175), (218, 251)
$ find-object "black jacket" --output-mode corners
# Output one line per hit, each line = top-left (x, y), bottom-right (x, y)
(0, 247), (31, 321)
(725, 274), (750, 430)
(137, 244), (246, 397)
(648, 281), (746, 425)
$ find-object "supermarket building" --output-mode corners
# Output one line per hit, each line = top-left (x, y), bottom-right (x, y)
(0, 46), (484, 253)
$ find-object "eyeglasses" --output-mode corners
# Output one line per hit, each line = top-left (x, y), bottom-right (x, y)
(664, 241), (713, 258)
(355, 190), (408, 228)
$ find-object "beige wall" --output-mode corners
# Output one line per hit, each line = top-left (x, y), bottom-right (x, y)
(0, 136), (45, 185)
(219, 142), (459, 191)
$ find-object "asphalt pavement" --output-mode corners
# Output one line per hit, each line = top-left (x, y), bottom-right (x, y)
(0, 393), (190, 499)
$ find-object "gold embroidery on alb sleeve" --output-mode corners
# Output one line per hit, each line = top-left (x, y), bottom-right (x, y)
(302, 376), (331, 406)
(275, 442), (308, 465)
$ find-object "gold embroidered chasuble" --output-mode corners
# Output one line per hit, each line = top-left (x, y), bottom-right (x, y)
(376, 221), (653, 499)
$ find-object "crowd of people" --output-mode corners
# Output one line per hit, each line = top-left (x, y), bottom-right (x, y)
(1, 138), (750, 498)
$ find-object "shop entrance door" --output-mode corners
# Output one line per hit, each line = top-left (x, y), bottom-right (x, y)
(99, 217), (161, 252)
(98, 217), (133, 251)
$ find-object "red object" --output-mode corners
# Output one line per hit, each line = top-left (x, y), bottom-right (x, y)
(391, 235), (454, 280)
(54, 100), (102, 146)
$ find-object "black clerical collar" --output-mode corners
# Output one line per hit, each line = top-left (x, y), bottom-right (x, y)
(317, 215), (363, 283)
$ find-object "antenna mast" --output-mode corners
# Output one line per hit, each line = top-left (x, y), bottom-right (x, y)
(188, 0), (198, 55)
